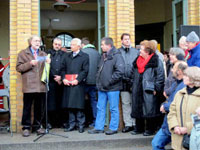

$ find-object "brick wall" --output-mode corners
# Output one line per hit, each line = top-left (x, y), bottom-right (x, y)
(108, 0), (135, 48)
(10, 0), (39, 132)
(188, 0), (200, 25)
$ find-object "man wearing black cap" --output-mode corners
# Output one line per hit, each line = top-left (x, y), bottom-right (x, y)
(186, 31), (200, 67)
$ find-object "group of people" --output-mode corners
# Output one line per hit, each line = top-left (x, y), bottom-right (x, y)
(16, 31), (200, 149)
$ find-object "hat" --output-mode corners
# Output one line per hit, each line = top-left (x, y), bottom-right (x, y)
(186, 31), (200, 42)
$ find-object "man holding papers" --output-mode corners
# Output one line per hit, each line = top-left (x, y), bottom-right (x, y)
(61, 38), (89, 133)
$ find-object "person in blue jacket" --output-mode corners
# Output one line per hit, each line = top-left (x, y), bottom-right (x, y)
(152, 61), (188, 150)
(186, 31), (200, 67)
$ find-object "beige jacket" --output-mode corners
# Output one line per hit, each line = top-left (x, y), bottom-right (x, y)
(16, 47), (47, 93)
(168, 87), (200, 150)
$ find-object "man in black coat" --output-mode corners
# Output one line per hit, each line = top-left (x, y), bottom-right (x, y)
(88, 37), (124, 135)
(47, 38), (65, 128)
(61, 38), (89, 133)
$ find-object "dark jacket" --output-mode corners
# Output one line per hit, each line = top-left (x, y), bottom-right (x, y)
(131, 54), (165, 118)
(187, 43), (200, 67)
(61, 50), (89, 109)
(96, 47), (124, 92)
(118, 46), (138, 91)
(161, 80), (185, 136)
(47, 49), (65, 111)
(16, 47), (46, 93)
(164, 68), (176, 97)
(82, 44), (100, 85)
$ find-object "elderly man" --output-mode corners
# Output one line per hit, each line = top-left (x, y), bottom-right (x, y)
(186, 31), (200, 67)
(152, 61), (188, 150)
(88, 37), (124, 135)
(16, 35), (50, 137)
(61, 38), (89, 133)
(118, 33), (138, 133)
(47, 38), (65, 128)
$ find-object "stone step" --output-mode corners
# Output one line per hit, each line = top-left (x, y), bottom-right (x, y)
(0, 128), (169, 150)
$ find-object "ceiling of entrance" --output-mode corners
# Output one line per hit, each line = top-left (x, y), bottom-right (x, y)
(41, 0), (97, 30)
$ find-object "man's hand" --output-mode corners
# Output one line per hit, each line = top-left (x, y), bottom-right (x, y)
(179, 127), (187, 135)
(46, 58), (51, 64)
(30, 60), (38, 66)
(71, 79), (78, 86)
(153, 91), (156, 95)
(160, 105), (166, 113)
(63, 79), (70, 86)
(163, 91), (168, 99)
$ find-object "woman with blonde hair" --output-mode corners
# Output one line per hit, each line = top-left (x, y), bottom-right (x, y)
(168, 66), (200, 150)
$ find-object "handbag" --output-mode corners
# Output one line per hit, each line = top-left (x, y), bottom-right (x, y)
(180, 96), (190, 150)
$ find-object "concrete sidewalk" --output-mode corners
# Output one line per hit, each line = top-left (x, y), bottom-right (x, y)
(0, 128), (154, 150)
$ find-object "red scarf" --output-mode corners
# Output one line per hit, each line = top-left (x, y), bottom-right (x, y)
(136, 53), (154, 74)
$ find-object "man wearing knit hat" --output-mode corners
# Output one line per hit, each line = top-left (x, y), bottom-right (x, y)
(186, 31), (200, 67)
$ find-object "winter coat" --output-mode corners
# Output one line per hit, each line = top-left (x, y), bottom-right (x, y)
(96, 47), (124, 92)
(61, 50), (89, 109)
(168, 87), (200, 150)
(161, 80), (185, 136)
(82, 44), (100, 85)
(47, 49), (65, 111)
(187, 43), (200, 67)
(118, 46), (138, 91)
(131, 54), (165, 118)
(16, 47), (47, 93)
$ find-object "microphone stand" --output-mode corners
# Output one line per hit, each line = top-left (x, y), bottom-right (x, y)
(33, 57), (68, 142)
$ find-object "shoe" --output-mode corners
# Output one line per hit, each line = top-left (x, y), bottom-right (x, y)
(78, 127), (84, 133)
(105, 129), (118, 135)
(89, 123), (95, 128)
(22, 129), (30, 137)
(47, 123), (52, 130)
(64, 126), (75, 132)
(36, 128), (45, 135)
(143, 130), (155, 136)
(122, 126), (134, 133)
(130, 130), (143, 135)
(88, 129), (104, 134)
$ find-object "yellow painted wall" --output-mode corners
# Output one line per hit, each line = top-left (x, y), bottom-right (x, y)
(0, 1), (9, 63)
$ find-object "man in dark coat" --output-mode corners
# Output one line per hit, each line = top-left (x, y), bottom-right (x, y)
(118, 33), (138, 133)
(88, 37), (124, 135)
(81, 37), (100, 127)
(47, 38), (65, 128)
(16, 35), (50, 137)
(61, 38), (89, 133)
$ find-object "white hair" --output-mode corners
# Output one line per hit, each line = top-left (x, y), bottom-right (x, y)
(71, 38), (81, 46)
(179, 36), (187, 44)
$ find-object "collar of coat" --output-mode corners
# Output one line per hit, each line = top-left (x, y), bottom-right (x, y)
(69, 50), (84, 58)
(105, 46), (121, 59)
(25, 46), (42, 55)
(48, 49), (63, 56)
(178, 87), (200, 96)
(133, 53), (159, 69)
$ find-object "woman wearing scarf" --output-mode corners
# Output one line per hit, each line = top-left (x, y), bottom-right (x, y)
(130, 40), (165, 136)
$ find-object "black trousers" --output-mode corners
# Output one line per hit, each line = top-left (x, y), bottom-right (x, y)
(68, 109), (85, 128)
(22, 93), (45, 130)
(135, 117), (156, 132)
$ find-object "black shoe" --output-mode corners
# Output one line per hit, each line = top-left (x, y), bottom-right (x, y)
(130, 130), (143, 135)
(88, 129), (104, 134)
(64, 126), (75, 132)
(105, 129), (118, 135)
(78, 127), (84, 133)
(143, 130), (155, 136)
(122, 126), (134, 133)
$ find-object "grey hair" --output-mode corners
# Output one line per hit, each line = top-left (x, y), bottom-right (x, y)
(71, 38), (81, 46)
(177, 61), (188, 71)
(53, 37), (62, 43)
(184, 66), (200, 87)
(101, 37), (114, 47)
(28, 35), (41, 46)
(179, 36), (187, 44)
(169, 47), (185, 57)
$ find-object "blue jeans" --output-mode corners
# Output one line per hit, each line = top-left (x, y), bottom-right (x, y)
(152, 128), (171, 150)
(85, 85), (97, 123)
(95, 91), (120, 131)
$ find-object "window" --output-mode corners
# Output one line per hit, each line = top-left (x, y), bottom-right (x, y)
(56, 32), (74, 48)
